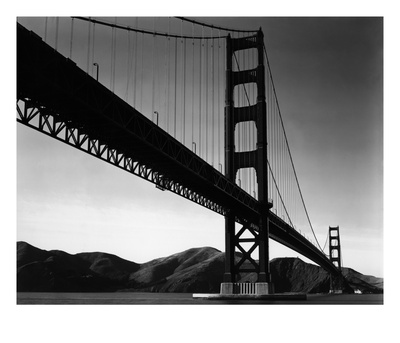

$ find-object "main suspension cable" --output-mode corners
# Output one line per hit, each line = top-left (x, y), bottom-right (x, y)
(73, 16), (248, 40)
(322, 230), (329, 255)
(267, 161), (295, 228)
(263, 42), (324, 252)
(176, 16), (258, 33)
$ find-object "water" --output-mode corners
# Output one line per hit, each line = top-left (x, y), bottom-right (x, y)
(17, 292), (383, 305)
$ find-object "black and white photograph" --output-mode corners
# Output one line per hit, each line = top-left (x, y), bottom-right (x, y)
(4, 1), (399, 342)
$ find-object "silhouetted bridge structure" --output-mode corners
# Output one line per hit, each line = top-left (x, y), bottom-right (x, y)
(17, 18), (341, 294)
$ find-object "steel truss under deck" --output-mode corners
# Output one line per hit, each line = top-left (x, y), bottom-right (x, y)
(17, 99), (226, 215)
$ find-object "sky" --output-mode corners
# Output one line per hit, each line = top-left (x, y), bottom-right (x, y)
(15, 15), (384, 279)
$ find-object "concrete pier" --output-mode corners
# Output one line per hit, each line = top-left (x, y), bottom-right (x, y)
(220, 282), (270, 295)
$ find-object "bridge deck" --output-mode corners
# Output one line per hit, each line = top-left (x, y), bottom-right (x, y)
(17, 23), (259, 219)
(17, 23), (339, 276)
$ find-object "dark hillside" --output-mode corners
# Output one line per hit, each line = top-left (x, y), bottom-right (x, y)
(342, 267), (383, 293)
(17, 241), (383, 294)
(270, 257), (331, 293)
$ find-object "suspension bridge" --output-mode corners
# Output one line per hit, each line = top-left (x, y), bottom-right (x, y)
(16, 17), (342, 295)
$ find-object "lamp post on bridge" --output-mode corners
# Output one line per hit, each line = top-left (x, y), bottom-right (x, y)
(93, 62), (99, 81)
(153, 111), (159, 126)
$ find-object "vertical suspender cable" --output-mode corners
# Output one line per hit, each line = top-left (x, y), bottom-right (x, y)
(44, 17), (48, 43)
(211, 28), (214, 166)
(157, 31), (161, 123)
(256, 47), (259, 197)
(127, 29), (136, 104)
(276, 101), (282, 216)
(254, 45), (257, 197)
(278, 102), (281, 216)
(272, 81), (279, 214)
(114, 18), (117, 92)
(266, 64), (269, 199)
(110, 22), (114, 90)
(233, 50), (240, 187)
(268, 68), (271, 200)
(247, 62), (250, 196)
(191, 23), (195, 151)
(269, 70), (273, 204)
(293, 155), (296, 229)
(133, 18), (138, 108)
(273, 81), (277, 213)
(277, 101), (280, 215)
(249, 44), (252, 194)
(267, 65), (270, 201)
(151, 18), (156, 118)
(55, 17), (59, 51)
(223, 34), (226, 173)
(111, 18), (117, 93)
(250, 44), (254, 196)
(205, 31), (208, 162)
(199, 26), (203, 157)
(166, 18), (171, 133)
(280, 106), (283, 217)
(91, 22), (96, 77)
(183, 34), (187, 144)
(270, 73), (273, 204)
(140, 32), (144, 112)
(69, 18), (74, 59)
(125, 29), (131, 102)
(241, 34), (247, 191)
(174, 36), (178, 138)
(279, 101), (282, 216)
(181, 19), (186, 144)
(86, 19), (91, 73)
(163, 25), (169, 131)
(246, 37), (251, 194)
(234, 50), (238, 183)
(272, 76), (276, 207)
(282, 116), (285, 216)
(282, 115), (287, 218)
(217, 30), (222, 173)
(239, 41), (242, 187)
(286, 133), (289, 219)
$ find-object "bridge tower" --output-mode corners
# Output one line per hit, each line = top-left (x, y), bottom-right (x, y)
(221, 29), (273, 295)
(329, 226), (343, 293)
(329, 226), (342, 271)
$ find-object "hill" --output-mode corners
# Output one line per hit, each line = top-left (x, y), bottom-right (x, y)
(17, 241), (383, 294)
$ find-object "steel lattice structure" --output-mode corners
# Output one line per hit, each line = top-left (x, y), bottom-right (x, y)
(17, 99), (229, 216)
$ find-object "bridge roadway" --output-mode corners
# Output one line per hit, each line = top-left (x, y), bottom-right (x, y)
(17, 23), (339, 276)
